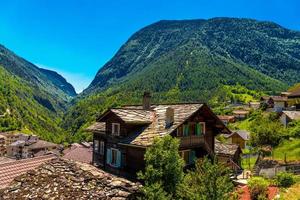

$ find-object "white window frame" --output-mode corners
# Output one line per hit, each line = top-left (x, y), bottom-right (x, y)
(199, 122), (206, 134)
(99, 141), (105, 155)
(110, 148), (118, 166)
(112, 123), (120, 136)
(94, 140), (99, 152)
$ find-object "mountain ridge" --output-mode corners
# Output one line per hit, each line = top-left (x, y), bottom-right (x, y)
(0, 44), (76, 142)
(85, 17), (300, 95)
(63, 17), (300, 139)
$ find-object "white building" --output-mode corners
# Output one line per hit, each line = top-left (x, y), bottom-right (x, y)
(280, 111), (300, 127)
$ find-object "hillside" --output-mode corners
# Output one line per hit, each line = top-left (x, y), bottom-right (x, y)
(63, 18), (300, 139)
(87, 17), (300, 94)
(0, 45), (76, 142)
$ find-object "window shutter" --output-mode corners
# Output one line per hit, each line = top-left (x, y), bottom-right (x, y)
(189, 150), (196, 164)
(116, 150), (121, 168)
(184, 124), (189, 136)
(106, 148), (111, 164)
(196, 123), (200, 136)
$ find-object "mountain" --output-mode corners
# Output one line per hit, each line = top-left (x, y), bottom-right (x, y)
(86, 18), (300, 94)
(0, 44), (76, 142)
(0, 44), (76, 99)
(63, 17), (300, 138)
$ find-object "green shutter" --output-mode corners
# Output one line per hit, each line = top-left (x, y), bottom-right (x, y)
(184, 124), (189, 136)
(196, 123), (201, 136)
(189, 150), (196, 164)
(116, 150), (121, 168)
(106, 148), (111, 164)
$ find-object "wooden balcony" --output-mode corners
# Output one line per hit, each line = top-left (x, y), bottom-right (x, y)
(178, 135), (204, 148)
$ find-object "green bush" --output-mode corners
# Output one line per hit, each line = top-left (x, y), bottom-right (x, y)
(275, 172), (295, 188)
(248, 177), (269, 200)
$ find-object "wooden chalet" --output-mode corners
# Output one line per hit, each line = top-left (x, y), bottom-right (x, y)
(87, 92), (231, 177)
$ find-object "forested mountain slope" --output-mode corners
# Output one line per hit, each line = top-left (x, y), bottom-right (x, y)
(0, 45), (76, 142)
(63, 18), (300, 139)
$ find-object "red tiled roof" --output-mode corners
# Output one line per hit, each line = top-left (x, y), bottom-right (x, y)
(63, 144), (92, 164)
(0, 155), (56, 189)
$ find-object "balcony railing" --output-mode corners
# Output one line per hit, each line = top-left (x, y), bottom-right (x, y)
(178, 135), (204, 147)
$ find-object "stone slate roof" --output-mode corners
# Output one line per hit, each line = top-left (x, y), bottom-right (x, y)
(27, 140), (57, 150)
(0, 155), (56, 189)
(217, 115), (235, 120)
(271, 96), (288, 102)
(100, 108), (153, 124)
(232, 110), (249, 115)
(215, 140), (240, 156)
(288, 87), (300, 98)
(0, 158), (141, 200)
(86, 122), (106, 133)
(120, 104), (204, 146)
(89, 103), (229, 147)
(282, 111), (300, 120)
(223, 130), (250, 141)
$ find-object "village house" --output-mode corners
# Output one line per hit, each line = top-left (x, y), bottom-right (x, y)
(217, 115), (235, 125)
(215, 140), (242, 171)
(249, 101), (261, 110)
(280, 111), (300, 127)
(87, 92), (231, 177)
(222, 130), (250, 149)
(260, 96), (288, 112)
(0, 132), (21, 146)
(5, 135), (58, 159)
(232, 110), (249, 120)
(287, 88), (300, 110)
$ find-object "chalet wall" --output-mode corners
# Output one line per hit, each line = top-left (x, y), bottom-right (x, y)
(125, 146), (146, 175)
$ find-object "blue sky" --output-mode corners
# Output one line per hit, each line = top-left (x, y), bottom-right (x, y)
(0, 0), (299, 93)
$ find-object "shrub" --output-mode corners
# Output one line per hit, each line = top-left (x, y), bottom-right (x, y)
(275, 171), (295, 188)
(248, 177), (269, 200)
(138, 135), (184, 198)
(177, 157), (234, 200)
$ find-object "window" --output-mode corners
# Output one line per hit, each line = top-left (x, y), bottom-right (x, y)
(112, 123), (120, 136)
(111, 149), (117, 165)
(195, 122), (206, 136)
(94, 140), (99, 152)
(179, 150), (196, 165)
(183, 124), (189, 136)
(106, 148), (121, 167)
(99, 141), (105, 155)
(176, 126), (183, 137)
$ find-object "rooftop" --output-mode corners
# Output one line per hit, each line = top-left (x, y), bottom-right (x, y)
(27, 140), (57, 150)
(232, 110), (250, 115)
(89, 103), (229, 147)
(86, 122), (106, 133)
(217, 115), (235, 120)
(224, 130), (250, 141)
(215, 140), (240, 156)
(63, 143), (92, 164)
(0, 158), (141, 199)
(282, 111), (300, 120)
(108, 108), (153, 124)
(0, 155), (56, 189)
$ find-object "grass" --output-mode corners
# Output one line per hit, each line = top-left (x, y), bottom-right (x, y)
(272, 139), (300, 162)
(241, 155), (258, 170)
(280, 183), (300, 200)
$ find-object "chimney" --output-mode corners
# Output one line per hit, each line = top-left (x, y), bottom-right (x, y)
(165, 107), (174, 128)
(143, 92), (151, 110)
